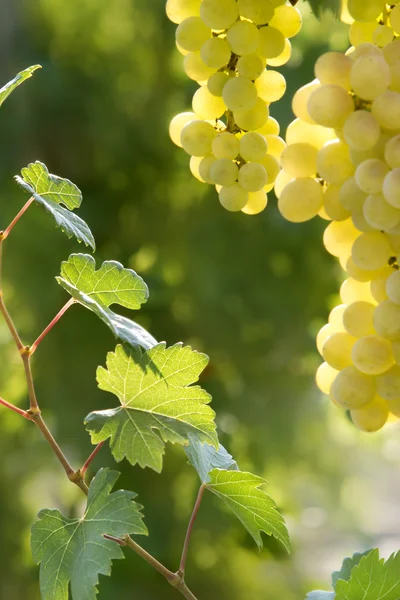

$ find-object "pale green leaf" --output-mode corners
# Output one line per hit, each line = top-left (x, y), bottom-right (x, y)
(31, 469), (147, 600)
(0, 65), (41, 108)
(332, 551), (373, 588)
(15, 162), (95, 250)
(206, 469), (290, 552)
(184, 435), (238, 483)
(306, 593), (335, 600)
(85, 343), (218, 472)
(57, 254), (156, 350)
(336, 550), (400, 600)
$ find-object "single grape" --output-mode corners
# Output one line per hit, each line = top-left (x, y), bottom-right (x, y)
(278, 178), (323, 222)
(241, 190), (268, 215)
(374, 299), (400, 341)
(200, 38), (231, 69)
(222, 77), (258, 112)
(332, 365), (375, 409)
(239, 132), (268, 162)
(257, 26), (286, 59)
(169, 112), (196, 147)
(316, 362), (339, 395)
(350, 395), (389, 432)
(343, 301), (375, 338)
(234, 98), (269, 130)
(352, 231), (393, 270)
(219, 184), (248, 211)
(322, 331), (356, 370)
(255, 70), (286, 103)
(200, 0), (239, 30)
(227, 20), (260, 56)
(180, 120), (217, 156)
(308, 84), (354, 128)
(280, 143), (318, 178)
(176, 17), (211, 52)
(315, 52), (352, 89)
(352, 335), (394, 375)
(238, 163), (268, 192)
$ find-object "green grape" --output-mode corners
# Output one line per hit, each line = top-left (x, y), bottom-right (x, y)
(352, 210), (375, 233)
(264, 135), (286, 159)
(268, 4), (301, 39)
(239, 132), (268, 162)
(346, 258), (388, 283)
(212, 132), (240, 159)
(175, 17), (211, 52)
(210, 158), (238, 186)
(308, 84), (354, 128)
(207, 72), (230, 96)
(278, 178), (323, 223)
(237, 0), (275, 25)
(241, 190), (268, 215)
(199, 154), (217, 183)
(343, 301), (375, 338)
(317, 140), (355, 185)
(363, 193), (400, 231)
(373, 25), (393, 48)
(192, 86), (226, 119)
(371, 273), (390, 303)
(332, 365), (375, 409)
(257, 26), (286, 59)
(227, 20), (260, 56)
(373, 299), (400, 341)
(200, 0), (239, 30)
(347, 0), (383, 21)
(386, 269), (400, 304)
(180, 119), (217, 156)
(348, 42), (382, 60)
(323, 218), (360, 258)
(372, 91), (400, 130)
(219, 184), (248, 211)
(234, 97), (269, 130)
(255, 70), (286, 103)
(350, 396), (389, 432)
(383, 169), (400, 208)
(328, 304), (346, 330)
(190, 156), (205, 182)
(315, 52), (352, 90)
(184, 52), (216, 81)
(238, 163), (268, 192)
(383, 39), (400, 65)
(352, 231), (393, 270)
(292, 81), (321, 124)
(237, 54), (266, 80)
(256, 116), (280, 136)
(390, 5), (400, 35)
(200, 38), (231, 69)
(350, 54), (391, 100)
(390, 60), (400, 92)
(280, 143), (318, 178)
(376, 365), (400, 401)
(169, 112), (196, 147)
(274, 169), (292, 198)
(322, 331), (356, 370)
(286, 118), (335, 148)
(259, 153), (281, 183)
(166, 0), (201, 24)
(222, 77), (258, 112)
(267, 39), (292, 67)
(317, 324), (334, 355)
(355, 159), (389, 194)
(316, 362), (339, 395)
(323, 185), (350, 221)
(352, 335), (394, 375)
(340, 278), (376, 304)
(343, 110), (380, 151)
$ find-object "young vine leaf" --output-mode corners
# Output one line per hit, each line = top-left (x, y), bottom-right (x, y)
(331, 550), (373, 588)
(206, 469), (290, 552)
(306, 593), (335, 599)
(15, 162), (95, 250)
(0, 65), (41, 108)
(184, 435), (239, 483)
(57, 254), (156, 350)
(85, 343), (218, 472)
(31, 469), (147, 600)
(335, 550), (400, 600)
(306, 0), (341, 17)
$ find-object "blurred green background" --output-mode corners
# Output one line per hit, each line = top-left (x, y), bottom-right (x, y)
(1, 1), (400, 598)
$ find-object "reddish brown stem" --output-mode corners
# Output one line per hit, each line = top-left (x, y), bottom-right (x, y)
(178, 484), (206, 577)
(81, 442), (105, 478)
(30, 298), (76, 354)
(2, 197), (34, 240)
(0, 396), (31, 419)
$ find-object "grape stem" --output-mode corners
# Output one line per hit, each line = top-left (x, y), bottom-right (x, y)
(30, 297), (76, 353)
(178, 484), (206, 577)
(0, 395), (32, 419)
(1, 197), (34, 240)
(80, 442), (105, 478)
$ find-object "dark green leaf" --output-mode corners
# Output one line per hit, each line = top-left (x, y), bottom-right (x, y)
(15, 162), (95, 250)
(85, 343), (218, 472)
(184, 435), (238, 483)
(57, 254), (156, 350)
(0, 65), (41, 108)
(206, 469), (290, 551)
(31, 469), (147, 600)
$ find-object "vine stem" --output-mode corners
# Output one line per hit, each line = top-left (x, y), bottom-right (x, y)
(1, 197), (34, 240)
(0, 395), (32, 419)
(30, 298), (76, 353)
(178, 484), (206, 577)
(0, 291), (24, 350)
(80, 442), (105, 478)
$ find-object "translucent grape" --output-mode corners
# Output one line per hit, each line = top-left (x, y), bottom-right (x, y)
(258, 26), (286, 59)
(352, 335), (394, 375)
(280, 143), (318, 178)
(316, 362), (339, 395)
(199, 155), (217, 183)
(332, 365), (375, 409)
(278, 178), (323, 223)
(352, 231), (393, 270)
(328, 304), (346, 330)
(212, 132), (240, 160)
(390, 5), (400, 35)
(274, 170), (292, 199)
(371, 273), (390, 303)
(180, 120), (217, 156)
(323, 218), (360, 258)
(386, 269), (400, 304)
(264, 135), (286, 159)
(383, 169), (400, 208)
(222, 77), (258, 112)
(255, 70), (286, 103)
(207, 72), (230, 96)
(234, 98), (269, 131)
(269, 4), (302, 38)
(350, 54), (391, 100)
(322, 332), (356, 370)
(286, 118), (335, 148)
(376, 365), (400, 401)
(308, 84), (354, 128)
(241, 190), (268, 215)
(219, 184), (248, 211)
(323, 185), (350, 221)
(169, 112), (196, 147)
(372, 91), (400, 130)
(374, 299), (400, 341)
(184, 52), (216, 81)
(192, 86), (226, 119)
(237, 54), (266, 80)
(267, 39), (292, 67)
(343, 110), (380, 151)
(315, 52), (352, 89)
(237, 0), (275, 25)
(238, 163), (268, 192)
(363, 193), (400, 231)
(350, 396), (389, 432)
(200, 38), (231, 69)
(176, 17), (211, 52)
(256, 116), (280, 136)
(343, 301), (375, 338)
(373, 25), (393, 48)
(292, 81), (320, 124)
(200, 0), (239, 30)
(166, 0), (201, 24)
(190, 156), (205, 182)
(317, 140), (355, 185)
(355, 159), (389, 194)
(227, 20), (260, 56)
(340, 278), (376, 305)
(383, 39), (400, 65)
(239, 132), (268, 162)
(347, 0), (383, 22)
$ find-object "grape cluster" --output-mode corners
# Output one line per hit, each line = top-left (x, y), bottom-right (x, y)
(166, 0), (302, 214)
(277, 1), (400, 432)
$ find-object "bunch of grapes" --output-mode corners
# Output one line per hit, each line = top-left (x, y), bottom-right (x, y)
(166, 0), (302, 214)
(277, 0), (400, 432)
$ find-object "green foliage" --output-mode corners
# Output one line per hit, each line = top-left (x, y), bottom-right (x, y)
(85, 343), (218, 472)
(306, 0), (342, 17)
(0, 65), (41, 108)
(331, 550), (373, 588)
(57, 254), (156, 350)
(206, 469), (290, 552)
(335, 550), (400, 600)
(306, 593), (335, 599)
(15, 162), (95, 250)
(185, 436), (238, 483)
(31, 469), (147, 600)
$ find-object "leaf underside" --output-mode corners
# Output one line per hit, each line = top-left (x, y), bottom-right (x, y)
(31, 469), (147, 600)
(85, 343), (218, 472)
(57, 253), (156, 350)
(15, 162), (95, 250)
(0, 65), (41, 108)
(184, 435), (239, 483)
(332, 550), (373, 589)
(206, 469), (290, 552)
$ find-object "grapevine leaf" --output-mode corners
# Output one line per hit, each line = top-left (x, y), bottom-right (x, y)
(306, 593), (335, 600)
(306, 0), (341, 17)
(184, 435), (239, 483)
(206, 469), (290, 552)
(332, 550), (373, 588)
(85, 343), (218, 472)
(15, 162), (95, 250)
(57, 254), (156, 350)
(31, 469), (147, 600)
(335, 549), (400, 600)
(0, 65), (41, 108)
